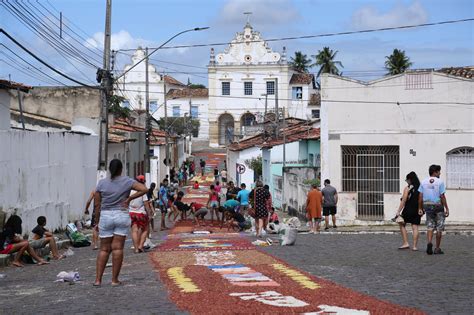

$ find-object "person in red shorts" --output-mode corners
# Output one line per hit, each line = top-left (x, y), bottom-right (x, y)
(0, 215), (49, 267)
(129, 175), (152, 253)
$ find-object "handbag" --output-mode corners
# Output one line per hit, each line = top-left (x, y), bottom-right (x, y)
(395, 214), (405, 223)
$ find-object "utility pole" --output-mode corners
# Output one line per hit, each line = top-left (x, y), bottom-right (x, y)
(188, 94), (192, 153)
(98, 0), (112, 171)
(263, 93), (268, 119)
(274, 78), (279, 138)
(163, 72), (170, 177)
(145, 47), (150, 174)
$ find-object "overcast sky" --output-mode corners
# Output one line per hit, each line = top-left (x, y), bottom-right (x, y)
(1, 0), (472, 86)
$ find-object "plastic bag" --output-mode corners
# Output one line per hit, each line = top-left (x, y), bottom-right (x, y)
(63, 248), (75, 257)
(278, 224), (297, 246)
(56, 271), (80, 282)
(286, 217), (301, 229)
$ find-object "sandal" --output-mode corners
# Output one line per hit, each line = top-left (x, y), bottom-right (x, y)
(111, 281), (123, 287)
(398, 246), (410, 250)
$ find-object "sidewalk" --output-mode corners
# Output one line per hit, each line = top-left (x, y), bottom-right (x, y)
(276, 209), (474, 235)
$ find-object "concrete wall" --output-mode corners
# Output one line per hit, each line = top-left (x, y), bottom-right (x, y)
(0, 130), (99, 234)
(9, 86), (101, 126)
(321, 72), (474, 223)
(227, 147), (258, 186)
(284, 167), (318, 215)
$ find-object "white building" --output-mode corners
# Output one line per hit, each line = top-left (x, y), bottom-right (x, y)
(208, 22), (319, 147)
(166, 88), (209, 140)
(115, 48), (186, 119)
(320, 67), (474, 224)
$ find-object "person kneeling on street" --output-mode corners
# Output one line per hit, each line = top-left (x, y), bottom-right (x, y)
(173, 191), (190, 221)
(0, 215), (49, 267)
(224, 209), (251, 232)
(190, 202), (208, 226)
(30, 216), (64, 260)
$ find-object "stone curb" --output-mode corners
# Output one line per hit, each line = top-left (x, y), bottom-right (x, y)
(295, 230), (473, 236)
(0, 239), (71, 268)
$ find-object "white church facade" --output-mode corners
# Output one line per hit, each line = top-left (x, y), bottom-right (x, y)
(207, 22), (320, 147)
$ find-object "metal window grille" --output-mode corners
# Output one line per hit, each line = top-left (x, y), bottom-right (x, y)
(222, 82), (230, 95)
(405, 72), (432, 90)
(342, 146), (399, 192)
(311, 109), (320, 118)
(244, 82), (253, 95)
(447, 147), (474, 189)
(266, 81), (275, 95)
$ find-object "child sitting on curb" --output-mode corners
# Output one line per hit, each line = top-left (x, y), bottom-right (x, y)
(30, 216), (65, 260)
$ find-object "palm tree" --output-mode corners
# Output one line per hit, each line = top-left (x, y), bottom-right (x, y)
(385, 49), (412, 75)
(312, 47), (343, 78)
(289, 51), (312, 73)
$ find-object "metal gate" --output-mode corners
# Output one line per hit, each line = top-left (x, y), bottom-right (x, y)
(356, 154), (384, 220)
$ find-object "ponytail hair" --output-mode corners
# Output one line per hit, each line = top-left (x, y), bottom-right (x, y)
(109, 159), (123, 179)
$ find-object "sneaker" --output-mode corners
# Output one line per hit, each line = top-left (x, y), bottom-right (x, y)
(324, 227), (329, 231)
(434, 248), (444, 255)
(426, 243), (433, 255)
(333, 225), (337, 229)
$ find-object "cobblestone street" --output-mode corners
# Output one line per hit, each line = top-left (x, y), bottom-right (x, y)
(262, 233), (474, 315)
(1, 230), (472, 314)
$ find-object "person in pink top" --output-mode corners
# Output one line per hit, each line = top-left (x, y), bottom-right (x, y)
(207, 184), (220, 222)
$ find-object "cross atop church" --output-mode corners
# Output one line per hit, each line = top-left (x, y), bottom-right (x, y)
(244, 12), (252, 24)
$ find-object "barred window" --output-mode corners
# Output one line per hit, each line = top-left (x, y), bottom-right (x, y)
(222, 82), (230, 95)
(447, 147), (474, 189)
(244, 82), (253, 95)
(266, 81), (275, 95)
(341, 146), (400, 192)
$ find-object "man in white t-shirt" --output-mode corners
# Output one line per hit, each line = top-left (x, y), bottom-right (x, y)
(418, 164), (450, 255)
(129, 175), (151, 253)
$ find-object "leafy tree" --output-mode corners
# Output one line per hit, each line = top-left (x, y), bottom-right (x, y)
(108, 95), (131, 119)
(156, 117), (200, 137)
(245, 156), (262, 179)
(189, 83), (206, 89)
(312, 47), (343, 78)
(385, 49), (412, 75)
(289, 51), (312, 73)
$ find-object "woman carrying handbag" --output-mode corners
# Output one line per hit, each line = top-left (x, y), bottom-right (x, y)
(394, 171), (422, 251)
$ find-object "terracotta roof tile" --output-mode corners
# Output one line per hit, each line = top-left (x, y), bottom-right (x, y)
(166, 88), (209, 99)
(228, 120), (320, 151)
(289, 73), (314, 85)
(308, 93), (320, 105)
(437, 66), (474, 79)
(0, 79), (32, 92)
(164, 75), (185, 86)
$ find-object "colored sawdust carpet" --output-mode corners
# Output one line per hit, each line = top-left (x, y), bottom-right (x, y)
(149, 221), (423, 315)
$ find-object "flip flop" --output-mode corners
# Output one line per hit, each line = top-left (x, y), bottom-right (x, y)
(111, 281), (123, 287)
(398, 246), (410, 250)
(412, 248), (418, 251)
(37, 261), (50, 265)
(12, 262), (24, 268)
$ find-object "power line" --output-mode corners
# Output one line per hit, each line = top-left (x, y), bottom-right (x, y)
(0, 43), (68, 86)
(0, 58), (62, 86)
(0, 28), (99, 88)
(116, 18), (474, 52)
(2, 1), (98, 70)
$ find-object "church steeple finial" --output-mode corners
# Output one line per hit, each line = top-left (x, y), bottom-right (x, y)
(243, 12), (252, 28)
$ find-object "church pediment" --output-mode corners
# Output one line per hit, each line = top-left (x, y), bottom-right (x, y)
(215, 23), (282, 65)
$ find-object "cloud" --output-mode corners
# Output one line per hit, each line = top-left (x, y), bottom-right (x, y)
(351, 1), (428, 29)
(215, 0), (300, 29)
(85, 30), (153, 51)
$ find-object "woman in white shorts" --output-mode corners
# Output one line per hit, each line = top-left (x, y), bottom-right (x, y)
(93, 159), (148, 286)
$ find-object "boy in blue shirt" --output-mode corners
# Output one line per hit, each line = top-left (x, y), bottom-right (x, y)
(236, 183), (250, 214)
(418, 164), (450, 255)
